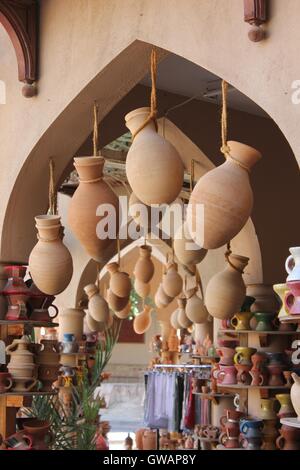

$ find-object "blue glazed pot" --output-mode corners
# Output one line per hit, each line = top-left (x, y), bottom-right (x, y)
(240, 418), (264, 438)
(63, 333), (75, 342)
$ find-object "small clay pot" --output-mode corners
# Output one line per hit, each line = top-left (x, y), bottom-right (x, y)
(133, 245), (154, 283)
(107, 262), (131, 299)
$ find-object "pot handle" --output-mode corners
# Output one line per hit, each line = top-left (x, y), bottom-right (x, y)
(5, 340), (19, 353)
(231, 316), (239, 328)
(25, 379), (37, 391)
(234, 352), (242, 364)
(285, 255), (295, 275)
(239, 435), (248, 449)
(276, 435), (285, 450)
(219, 432), (228, 445)
(285, 292), (295, 311)
(4, 377), (13, 391)
(240, 423), (249, 434)
(217, 370), (226, 383)
(220, 415), (227, 428)
(22, 434), (33, 449)
(48, 304), (59, 319)
(240, 371), (248, 384)
(258, 374), (265, 386)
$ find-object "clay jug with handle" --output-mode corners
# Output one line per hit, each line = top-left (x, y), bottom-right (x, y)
(29, 215), (73, 295)
(68, 156), (119, 262)
(187, 141), (261, 249)
(205, 253), (249, 319)
(125, 107), (184, 205)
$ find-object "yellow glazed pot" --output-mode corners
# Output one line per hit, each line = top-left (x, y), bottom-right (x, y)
(260, 398), (277, 420)
(273, 283), (290, 318)
(234, 347), (257, 365)
(231, 311), (253, 330)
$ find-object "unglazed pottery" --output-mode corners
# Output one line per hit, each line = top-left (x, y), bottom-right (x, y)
(247, 283), (279, 313)
(133, 305), (152, 334)
(125, 107), (184, 205)
(23, 420), (52, 450)
(142, 429), (158, 450)
(107, 262), (131, 299)
(285, 247), (300, 282)
(107, 289), (129, 312)
(291, 373), (300, 419)
(0, 372), (13, 393)
(176, 297), (192, 329)
(276, 394), (296, 418)
(285, 281), (300, 315)
(114, 302), (131, 319)
(29, 215), (73, 295)
(68, 156), (119, 262)
(154, 284), (172, 308)
(262, 420), (278, 451)
(6, 336), (36, 386)
(273, 283), (290, 318)
(250, 369), (266, 386)
(84, 284), (109, 323)
(235, 364), (251, 385)
(260, 398), (277, 420)
(173, 221), (207, 266)
(133, 245), (154, 283)
(58, 308), (85, 341)
(234, 347), (256, 365)
(205, 253), (249, 320)
(135, 428), (147, 450)
(185, 290), (208, 324)
(170, 308), (181, 330)
(276, 425), (300, 450)
(85, 312), (105, 332)
(267, 364), (285, 386)
(162, 262), (183, 298)
(231, 311), (253, 330)
(187, 141), (261, 249)
(134, 279), (150, 299)
(251, 351), (267, 370)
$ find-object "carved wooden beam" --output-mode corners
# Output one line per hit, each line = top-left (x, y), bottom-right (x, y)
(0, 0), (38, 97)
(244, 0), (268, 42)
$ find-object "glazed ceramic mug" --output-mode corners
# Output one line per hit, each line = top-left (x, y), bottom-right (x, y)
(0, 372), (13, 393)
(240, 418), (264, 438)
(234, 347), (257, 365)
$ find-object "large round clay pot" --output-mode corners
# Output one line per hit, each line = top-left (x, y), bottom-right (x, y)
(133, 305), (152, 334)
(107, 289), (129, 312)
(174, 221), (207, 266)
(154, 284), (172, 308)
(162, 262), (183, 298)
(176, 298), (192, 329)
(58, 308), (85, 341)
(107, 262), (131, 298)
(125, 107), (184, 205)
(84, 284), (109, 323)
(187, 141), (261, 249)
(68, 156), (119, 262)
(114, 302), (131, 319)
(291, 373), (300, 419)
(205, 253), (249, 319)
(134, 278), (151, 299)
(29, 215), (73, 295)
(186, 290), (208, 324)
(142, 429), (157, 450)
(246, 284), (279, 313)
(134, 245), (154, 283)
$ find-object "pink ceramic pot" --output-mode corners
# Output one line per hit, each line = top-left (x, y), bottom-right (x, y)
(285, 281), (300, 315)
(235, 364), (251, 385)
(217, 347), (235, 366)
(217, 365), (237, 385)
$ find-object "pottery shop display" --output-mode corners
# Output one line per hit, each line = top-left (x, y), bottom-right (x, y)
(173, 222), (207, 266)
(254, 312), (276, 331)
(0, 372), (13, 393)
(216, 365), (237, 385)
(276, 424), (300, 450)
(6, 336), (37, 391)
(285, 281), (300, 315)
(68, 156), (119, 262)
(247, 284), (279, 313)
(176, 297), (192, 329)
(142, 429), (158, 450)
(84, 284), (109, 323)
(134, 245), (154, 283)
(290, 373), (300, 419)
(273, 283), (290, 319)
(58, 308), (85, 341)
(187, 141), (261, 249)
(27, 282), (58, 322)
(217, 347), (235, 366)
(154, 284), (172, 308)
(3, 266), (30, 320)
(107, 289), (129, 312)
(125, 107), (184, 205)
(276, 394), (296, 418)
(133, 305), (152, 334)
(260, 398), (277, 420)
(162, 262), (183, 298)
(36, 339), (60, 391)
(186, 290), (208, 324)
(235, 364), (251, 385)
(219, 409), (244, 449)
(231, 312), (253, 331)
(285, 247), (300, 282)
(134, 279), (150, 300)
(205, 254), (249, 320)
(107, 262), (131, 299)
(22, 419), (52, 450)
(29, 215), (73, 295)
(234, 347), (256, 365)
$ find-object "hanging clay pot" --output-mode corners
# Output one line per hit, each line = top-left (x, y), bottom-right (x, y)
(84, 284), (109, 323)
(58, 308), (85, 341)
(85, 312), (106, 333)
(129, 192), (150, 229)
(133, 305), (152, 334)
(291, 373), (300, 419)
(170, 308), (181, 330)
(114, 302), (131, 320)
(68, 156), (119, 262)
(134, 245), (154, 283)
(134, 278), (151, 299)
(246, 284), (279, 313)
(107, 289), (129, 312)
(107, 262), (131, 299)
(154, 284), (172, 308)
(29, 215), (73, 295)
(176, 297), (192, 329)
(186, 289), (209, 324)
(187, 141), (262, 249)
(174, 221), (207, 266)
(205, 253), (249, 320)
(125, 107), (184, 205)
(162, 262), (183, 298)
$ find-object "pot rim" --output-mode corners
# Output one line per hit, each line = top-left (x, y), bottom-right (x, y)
(125, 107), (150, 123)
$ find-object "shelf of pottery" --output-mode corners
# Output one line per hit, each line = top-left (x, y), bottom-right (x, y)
(0, 263), (92, 440)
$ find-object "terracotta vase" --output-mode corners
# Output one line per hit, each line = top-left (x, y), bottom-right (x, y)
(84, 284), (109, 323)
(58, 308), (85, 341)
(29, 215), (73, 295)
(247, 283), (279, 313)
(276, 394), (296, 418)
(0, 372), (13, 392)
(114, 302), (131, 319)
(134, 278), (150, 299)
(285, 281), (300, 315)
(235, 364), (251, 385)
(135, 428), (147, 450)
(133, 305), (152, 334)
(262, 420), (278, 451)
(107, 289), (129, 312)
(176, 297), (192, 329)
(187, 141), (261, 249)
(251, 351), (267, 370)
(291, 373), (300, 419)
(216, 347), (235, 366)
(23, 419), (52, 450)
(273, 283), (290, 318)
(142, 429), (157, 450)
(276, 425), (300, 450)
(206, 254), (249, 320)
(6, 336), (36, 387)
(170, 308), (181, 330)
(85, 312), (105, 332)
(267, 364), (285, 386)
(162, 262), (183, 298)
(285, 247), (300, 282)
(173, 221), (207, 266)
(250, 369), (266, 386)
(68, 156), (119, 262)
(260, 398), (277, 420)
(185, 290), (209, 324)
(134, 245), (154, 283)
(125, 107), (184, 205)
(107, 262), (131, 299)
(154, 284), (172, 308)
